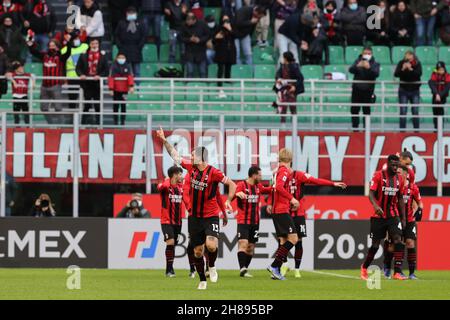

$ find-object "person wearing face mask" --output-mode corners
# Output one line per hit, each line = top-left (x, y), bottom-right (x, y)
(205, 15), (219, 65)
(108, 53), (135, 126)
(340, 0), (367, 45)
(116, 193), (151, 218)
(0, 15), (26, 61)
(114, 6), (147, 83)
(320, 0), (342, 45)
(0, 0), (25, 27)
(428, 61), (450, 130)
(348, 47), (380, 130)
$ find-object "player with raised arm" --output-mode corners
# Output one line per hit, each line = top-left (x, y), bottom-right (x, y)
(157, 127), (236, 290)
(361, 154), (407, 281)
(235, 166), (272, 278)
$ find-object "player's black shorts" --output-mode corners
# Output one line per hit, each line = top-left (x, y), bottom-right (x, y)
(161, 224), (182, 244)
(403, 221), (417, 240)
(293, 216), (307, 238)
(237, 224), (259, 243)
(188, 216), (220, 247)
(370, 217), (402, 240)
(272, 213), (297, 237)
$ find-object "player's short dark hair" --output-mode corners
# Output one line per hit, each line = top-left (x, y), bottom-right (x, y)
(194, 146), (208, 162)
(248, 166), (261, 177)
(387, 154), (400, 162)
(400, 149), (413, 161)
(167, 166), (183, 178)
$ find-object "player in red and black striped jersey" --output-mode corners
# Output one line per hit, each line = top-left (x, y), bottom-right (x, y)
(157, 166), (187, 277)
(157, 127), (236, 290)
(361, 154), (407, 281)
(235, 166), (272, 277)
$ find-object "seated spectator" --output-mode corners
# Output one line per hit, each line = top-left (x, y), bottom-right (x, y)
(366, 0), (390, 46)
(108, 53), (135, 126)
(394, 51), (422, 130)
(116, 193), (151, 218)
(77, 0), (105, 43)
(340, 0), (367, 45)
(0, 0), (25, 27)
(5, 60), (34, 125)
(31, 193), (56, 217)
(389, 0), (415, 46)
(321, 0), (342, 45)
(24, 0), (56, 52)
(0, 45), (8, 101)
(349, 47), (380, 129)
(255, 0), (272, 47)
(164, 0), (188, 63)
(205, 14), (219, 65)
(0, 15), (26, 62)
(140, 0), (163, 56)
(273, 0), (298, 49)
(213, 14), (236, 98)
(428, 61), (450, 130)
(76, 38), (108, 125)
(274, 51), (304, 124)
(410, 0), (439, 46)
(232, 5), (266, 65)
(301, 26), (329, 65)
(438, 0), (450, 45)
(114, 6), (146, 82)
(180, 12), (209, 78)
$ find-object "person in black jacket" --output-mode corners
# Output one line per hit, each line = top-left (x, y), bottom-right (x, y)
(301, 26), (329, 65)
(0, 45), (8, 100)
(0, 15), (26, 61)
(24, 0), (56, 52)
(394, 51), (422, 130)
(274, 51), (305, 124)
(366, 0), (390, 46)
(389, 1), (415, 45)
(349, 47), (380, 129)
(31, 193), (56, 217)
(164, 0), (188, 63)
(428, 61), (450, 130)
(76, 38), (109, 125)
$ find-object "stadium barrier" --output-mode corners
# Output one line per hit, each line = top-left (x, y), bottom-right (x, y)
(1, 217), (450, 270)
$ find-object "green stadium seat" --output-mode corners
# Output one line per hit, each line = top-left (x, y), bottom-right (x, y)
(186, 82), (208, 102)
(24, 63), (43, 77)
(345, 46), (363, 64)
(422, 64), (435, 81)
(328, 46), (345, 64)
(415, 46), (438, 65)
(112, 45), (118, 58)
(255, 82), (275, 102)
(438, 46), (450, 63)
(160, 20), (170, 42)
(204, 7), (222, 22)
(253, 46), (276, 64)
(143, 44), (158, 62)
(301, 65), (323, 79)
(372, 46), (391, 64)
(231, 65), (253, 79)
(208, 64), (218, 78)
(141, 63), (159, 78)
(392, 46), (413, 63)
(159, 43), (181, 62)
(379, 65), (394, 81)
(254, 65), (276, 79)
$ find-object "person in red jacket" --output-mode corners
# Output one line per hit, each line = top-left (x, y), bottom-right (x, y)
(108, 53), (134, 125)
(6, 60), (35, 124)
(428, 61), (450, 130)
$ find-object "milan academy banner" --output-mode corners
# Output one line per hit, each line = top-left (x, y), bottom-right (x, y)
(4, 128), (450, 185)
(114, 194), (450, 221)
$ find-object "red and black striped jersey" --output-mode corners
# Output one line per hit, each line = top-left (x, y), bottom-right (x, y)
(271, 165), (294, 214)
(158, 179), (184, 225)
(11, 73), (31, 96)
(403, 183), (421, 223)
(370, 169), (406, 219)
(181, 159), (228, 218)
(236, 181), (271, 225)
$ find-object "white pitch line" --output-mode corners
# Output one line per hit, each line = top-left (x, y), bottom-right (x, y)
(304, 270), (361, 280)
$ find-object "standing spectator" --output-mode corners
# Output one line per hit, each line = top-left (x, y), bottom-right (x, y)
(321, 0), (342, 45)
(0, 15), (26, 62)
(0, 45), (8, 101)
(107, 0), (136, 36)
(77, 0), (105, 43)
(274, 51), (304, 124)
(273, 0), (298, 49)
(232, 5), (266, 65)
(428, 61), (450, 130)
(438, 0), (450, 45)
(24, 0), (56, 52)
(255, 0), (272, 47)
(394, 51), (422, 130)
(349, 47), (380, 130)
(5, 172), (17, 216)
(0, 0), (25, 27)
(410, 0), (439, 46)
(141, 0), (163, 57)
(205, 14), (219, 65)
(303, 0), (322, 20)
(76, 38), (108, 125)
(108, 53), (135, 125)
(180, 12), (209, 78)
(115, 6), (146, 82)
(213, 14), (236, 98)
(116, 193), (151, 218)
(31, 193), (56, 217)
(188, 0), (205, 20)
(28, 37), (72, 124)
(366, 0), (390, 45)
(54, 25), (87, 48)
(6, 60), (34, 125)
(340, 0), (367, 45)
(389, 0), (415, 45)
(301, 26), (329, 65)
(164, 0), (188, 63)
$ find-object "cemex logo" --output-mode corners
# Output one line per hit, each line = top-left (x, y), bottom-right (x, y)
(128, 232), (160, 259)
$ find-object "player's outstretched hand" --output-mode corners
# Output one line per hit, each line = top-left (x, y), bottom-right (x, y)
(235, 191), (247, 199)
(334, 182), (347, 189)
(156, 126), (166, 142)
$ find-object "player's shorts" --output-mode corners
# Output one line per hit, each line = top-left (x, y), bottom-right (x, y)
(161, 224), (182, 244)
(188, 216), (220, 247)
(237, 224), (259, 243)
(272, 213), (297, 237)
(293, 216), (307, 238)
(370, 216), (402, 241)
(403, 221), (417, 240)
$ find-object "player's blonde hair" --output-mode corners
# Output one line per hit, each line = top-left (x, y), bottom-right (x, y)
(278, 148), (293, 163)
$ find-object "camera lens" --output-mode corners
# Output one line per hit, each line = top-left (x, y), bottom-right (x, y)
(130, 200), (139, 209)
(40, 199), (49, 207)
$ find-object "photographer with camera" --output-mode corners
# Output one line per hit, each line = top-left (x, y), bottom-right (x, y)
(116, 193), (151, 218)
(31, 194), (56, 217)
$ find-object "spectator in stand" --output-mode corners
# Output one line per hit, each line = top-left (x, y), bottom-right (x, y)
(180, 11), (209, 78)
(115, 6), (146, 83)
(108, 53), (135, 126)
(205, 14), (219, 65)
(366, 0), (390, 45)
(76, 38), (108, 125)
(273, 0), (298, 49)
(24, 0), (56, 53)
(0, 15), (26, 62)
(0, 0), (25, 27)
(116, 193), (150, 218)
(27, 36), (72, 124)
(349, 47), (380, 130)
(164, 0), (188, 63)
(77, 0), (105, 43)
(410, 0), (441, 46)
(428, 61), (450, 130)
(0, 45), (8, 101)
(6, 60), (34, 125)
(141, 0), (163, 57)
(303, 0), (322, 21)
(389, 0), (415, 45)
(31, 193), (56, 217)
(340, 0), (367, 45)
(107, 0), (137, 37)
(321, 0), (342, 45)
(438, 0), (450, 45)
(301, 25), (329, 65)
(222, 0), (239, 19)
(213, 14), (236, 98)
(394, 51), (422, 130)
(274, 51), (304, 124)
(54, 25), (87, 48)
(255, 0), (272, 47)
(188, 0), (205, 20)
(232, 5), (266, 65)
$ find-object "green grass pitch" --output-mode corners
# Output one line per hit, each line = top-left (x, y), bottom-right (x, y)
(1, 269), (450, 300)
